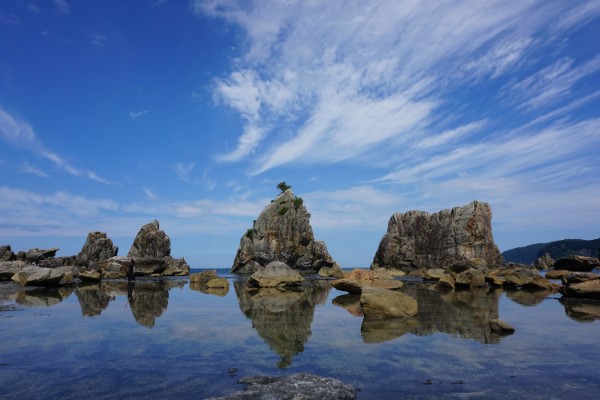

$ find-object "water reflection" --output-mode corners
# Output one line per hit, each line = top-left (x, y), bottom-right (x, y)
(9, 286), (74, 307)
(560, 297), (600, 322)
(75, 280), (185, 328)
(334, 282), (506, 344)
(234, 280), (331, 368)
(505, 287), (554, 307)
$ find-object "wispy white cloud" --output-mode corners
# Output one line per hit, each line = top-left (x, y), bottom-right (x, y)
(173, 161), (196, 183)
(20, 163), (49, 178)
(129, 110), (148, 120)
(0, 107), (111, 183)
(196, 0), (600, 175)
(53, 0), (70, 14)
(89, 33), (107, 47)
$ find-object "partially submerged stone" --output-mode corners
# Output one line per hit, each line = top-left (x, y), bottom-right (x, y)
(553, 256), (600, 272)
(455, 268), (486, 288)
(435, 273), (455, 291)
(360, 287), (418, 319)
(0, 261), (25, 280)
(318, 264), (344, 278)
(206, 372), (356, 400)
(332, 269), (403, 294)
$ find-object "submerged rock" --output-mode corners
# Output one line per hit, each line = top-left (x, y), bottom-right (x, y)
(231, 189), (337, 273)
(206, 372), (356, 400)
(371, 201), (504, 272)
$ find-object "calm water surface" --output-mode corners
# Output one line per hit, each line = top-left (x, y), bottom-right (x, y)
(1, 271), (599, 399)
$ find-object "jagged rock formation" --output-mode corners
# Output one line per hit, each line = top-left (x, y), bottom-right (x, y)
(231, 189), (337, 273)
(0, 245), (15, 261)
(128, 220), (170, 258)
(125, 220), (189, 276)
(372, 201), (504, 272)
(76, 232), (118, 267)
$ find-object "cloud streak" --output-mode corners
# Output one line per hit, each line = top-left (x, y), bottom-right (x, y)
(0, 107), (111, 183)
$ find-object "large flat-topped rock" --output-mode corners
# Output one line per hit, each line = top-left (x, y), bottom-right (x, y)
(372, 201), (504, 272)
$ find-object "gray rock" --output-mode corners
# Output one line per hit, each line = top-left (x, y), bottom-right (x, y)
(11, 265), (74, 286)
(372, 201), (504, 272)
(0, 261), (26, 280)
(231, 189), (337, 273)
(0, 245), (15, 261)
(360, 286), (418, 319)
(206, 372), (356, 400)
(162, 256), (190, 276)
(561, 275), (600, 299)
(534, 253), (555, 270)
(553, 256), (600, 272)
(248, 261), (304, 287)
(76, 232), (118, 266)
(128, 220), (171, 259)
(23, 247), (60, 263)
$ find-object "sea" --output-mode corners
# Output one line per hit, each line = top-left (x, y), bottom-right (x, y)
(1, 269), (599, 399)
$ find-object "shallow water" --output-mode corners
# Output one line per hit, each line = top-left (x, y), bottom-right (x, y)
(1, 272), (599, 399)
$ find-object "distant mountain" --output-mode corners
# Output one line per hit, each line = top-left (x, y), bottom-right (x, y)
(502, 238), (600, 265)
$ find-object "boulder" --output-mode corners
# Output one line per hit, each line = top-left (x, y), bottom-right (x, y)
(561, 274), (600, 299)
(22, 247), (59, 263)
(455, 268), (486, 288)
(162, 256), (190, 276)
(206, 373), (356, 400)
(128, 220), (171, 259)
(11, 265), (75, 286)
(545, 269), (571, 280)
(79, 270), (101, 281)
(248, 261), (304, 288)
(231, 189), (337, 273)
(190, 269), (218, 285)
(371, 201), (504, 272)
(37, 256), (77, 268)
(207, 278), (229, 289)
(562, 272), (600, 285)
(332, 269), (403, 294)
(0, 245), (15, 261)
(424, 268), (446, 280)
(76, 232), (118, 266)
(435, 273), (455, 291)
(447, 258), (489, 276)
(534, 253), (554, 270)
(318, 264), (344, 278)
(504, 267), (538, 287)
(553, 256), (600, 272)
(489, 319), (515, 334)
(0, 261), (25, 280)
(360, 287), (418, 319)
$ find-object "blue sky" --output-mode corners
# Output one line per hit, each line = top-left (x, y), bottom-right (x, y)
(1, 0), (599, 268)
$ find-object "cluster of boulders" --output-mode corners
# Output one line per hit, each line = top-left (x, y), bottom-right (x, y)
(1, 220), (189, 287)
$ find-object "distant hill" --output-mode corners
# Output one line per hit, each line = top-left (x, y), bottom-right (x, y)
(502, 238), (600, 265)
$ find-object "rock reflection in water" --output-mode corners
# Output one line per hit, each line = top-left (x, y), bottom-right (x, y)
(333, 282), (505, 344)
(234, 280), (331, 368)
(560, 297), (600, 322)
(75, 280), (184, 328)
(189, 282), (229, 297)
(505, 287), (554, 307)
(9, 286), (73, 307)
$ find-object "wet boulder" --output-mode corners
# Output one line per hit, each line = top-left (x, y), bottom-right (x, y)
(553, 256), (600, 272)
(332, 269), (403, 294)
(0, 261), (25, 280)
